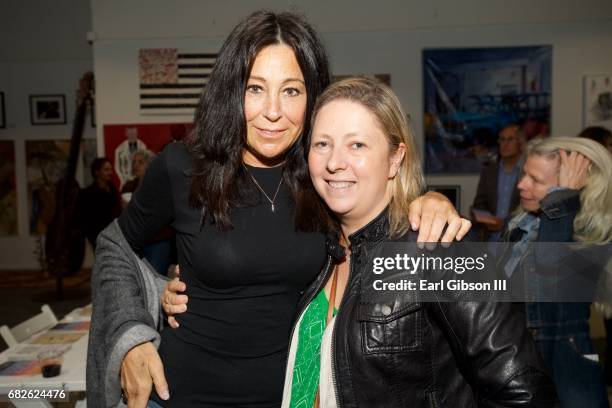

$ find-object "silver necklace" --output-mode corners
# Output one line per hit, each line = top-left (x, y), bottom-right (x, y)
(243, 164), (283, 213)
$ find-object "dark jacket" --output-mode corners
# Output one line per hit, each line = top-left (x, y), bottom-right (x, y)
(78, 182), (122, 248)
(473, 160), (521, 216)
(295, 210), (558, 407)
(472, 160), (521, 240)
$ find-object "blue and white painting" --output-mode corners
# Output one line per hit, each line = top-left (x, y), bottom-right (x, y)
(423, 46), (552, 173)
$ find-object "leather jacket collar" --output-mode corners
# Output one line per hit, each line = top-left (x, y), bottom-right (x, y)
(326, 207), (390, 261)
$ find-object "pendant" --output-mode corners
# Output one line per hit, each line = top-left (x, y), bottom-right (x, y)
(271, 203), (275, 213)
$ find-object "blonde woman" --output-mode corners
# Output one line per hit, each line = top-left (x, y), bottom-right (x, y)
(505, 136), (612, 407)
(277, 77), (555, 407)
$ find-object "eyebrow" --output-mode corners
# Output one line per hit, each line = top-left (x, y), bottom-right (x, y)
(313, 131), (363, 139)
(248, 76), (305, 85)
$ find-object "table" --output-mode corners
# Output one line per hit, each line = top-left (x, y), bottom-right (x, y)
(0, 304), (91, 407)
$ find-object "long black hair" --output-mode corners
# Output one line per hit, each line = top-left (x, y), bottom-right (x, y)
(188, 10), (331, 231)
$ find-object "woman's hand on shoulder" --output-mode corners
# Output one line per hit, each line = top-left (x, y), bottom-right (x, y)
(409, 191), (471, 245)
(162, 267), (188, 329)
(121, 342), (169, 407)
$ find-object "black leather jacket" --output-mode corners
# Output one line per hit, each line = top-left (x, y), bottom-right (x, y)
(293, 210), (558, 407)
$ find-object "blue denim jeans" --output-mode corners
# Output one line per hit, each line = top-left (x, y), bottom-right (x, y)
(536, 334), (609, 408)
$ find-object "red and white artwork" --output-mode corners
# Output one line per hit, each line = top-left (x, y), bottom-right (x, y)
(104, 123), (193, 189)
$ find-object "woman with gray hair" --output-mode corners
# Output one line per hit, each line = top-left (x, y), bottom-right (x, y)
(121, 149), (154, 204)
(505, 136), (612, 407)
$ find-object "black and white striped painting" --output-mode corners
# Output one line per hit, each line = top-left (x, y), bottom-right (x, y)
(139, 48), (218, 115)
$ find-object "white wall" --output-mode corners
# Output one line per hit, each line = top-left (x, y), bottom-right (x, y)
(91, 1), (612, 215)
(2, 0), (612, 268)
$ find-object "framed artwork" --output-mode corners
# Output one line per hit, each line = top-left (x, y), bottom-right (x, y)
(25, 140), (70, 235)
(29, 94), (67, 125)
(104, 122), (192, 189)
(584, 74), (612, 129)
(423, 46), (552, 173)
(139, 48), (218, 115)
(0, 92), (5, 129)
(0, 141), (17, 235)
(427, 185), (461, 213)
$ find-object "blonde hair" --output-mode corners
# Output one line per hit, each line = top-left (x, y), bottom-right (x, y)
(131, 149), (153, 163)
(523, 136), (612, 243)
(311, 76), (424, 237)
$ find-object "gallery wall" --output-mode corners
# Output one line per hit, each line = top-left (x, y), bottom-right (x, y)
(92, 1), (612, 214)
(0, 1), (95, 269)
(1, 0), (611, 269)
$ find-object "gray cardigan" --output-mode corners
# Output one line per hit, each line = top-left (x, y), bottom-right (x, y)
(86, 220), (170, 408)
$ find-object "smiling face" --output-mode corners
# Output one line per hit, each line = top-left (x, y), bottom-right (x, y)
(517, 154), (559, 211)
(242, 44), (307, 167)
(309, 99), (405, 234)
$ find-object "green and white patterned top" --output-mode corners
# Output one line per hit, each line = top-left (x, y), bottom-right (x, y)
(289, 290), (337, 408)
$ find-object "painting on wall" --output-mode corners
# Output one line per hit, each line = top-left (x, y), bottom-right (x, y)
(584, 74), (612, 129)
(139, 48), (218, 115)
(29, 94), (67, 125)
(104, 123), (193, 189)
(0, 141), (17, 235)
(26, 140), (70, 235)
(423, 46), (552, 173)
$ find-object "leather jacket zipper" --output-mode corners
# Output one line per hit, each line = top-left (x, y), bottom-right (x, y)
(331, 245), (362, 408)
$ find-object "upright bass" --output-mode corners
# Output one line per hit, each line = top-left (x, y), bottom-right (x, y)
(45, 72), (94, 298)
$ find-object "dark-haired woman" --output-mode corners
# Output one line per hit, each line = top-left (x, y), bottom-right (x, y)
(78, 157), (121, 249)
(87, 11), (470, 408)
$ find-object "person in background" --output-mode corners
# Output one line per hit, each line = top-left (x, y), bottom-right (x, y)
(579, 125), (612, 155)
(121, 150), (174, 274)
(121, 149), (153, 205)
(503, 136), (612, 407)
(78, 157), (121, 249)
(471, 124), (524, 241)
